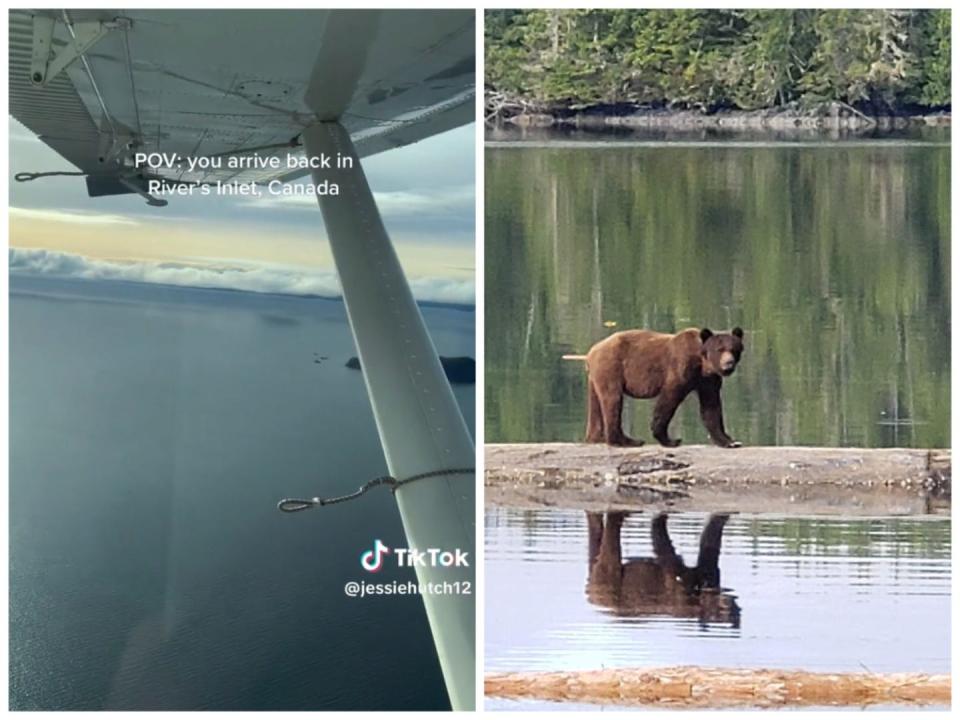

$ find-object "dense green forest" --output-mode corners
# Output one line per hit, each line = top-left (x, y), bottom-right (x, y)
(485, 9), (951, 112)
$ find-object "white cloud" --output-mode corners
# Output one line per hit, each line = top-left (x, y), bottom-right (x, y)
(406, 275), (475, 305)
(9, 247), (473, 305)
(10, 206), (141, 226)
(375, 186), (475, 217)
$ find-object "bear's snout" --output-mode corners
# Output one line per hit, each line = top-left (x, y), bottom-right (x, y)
(720, 352), (737, 375)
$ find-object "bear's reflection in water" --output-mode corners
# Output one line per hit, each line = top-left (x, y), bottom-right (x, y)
(586, 512), (741, 628)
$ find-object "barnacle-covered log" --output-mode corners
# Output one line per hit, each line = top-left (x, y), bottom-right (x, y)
(485, 444), (950, 516)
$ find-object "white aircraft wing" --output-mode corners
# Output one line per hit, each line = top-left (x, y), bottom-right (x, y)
(9, 9), (474, 198)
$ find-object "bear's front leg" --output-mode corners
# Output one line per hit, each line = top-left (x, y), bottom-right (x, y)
(695, 513), (730, 589)
(697, 379), (742, 448)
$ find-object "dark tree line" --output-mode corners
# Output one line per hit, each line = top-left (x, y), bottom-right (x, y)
(485, 9), (951, 112)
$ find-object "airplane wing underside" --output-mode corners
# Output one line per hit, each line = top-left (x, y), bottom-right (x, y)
(9, 9), (474, 195)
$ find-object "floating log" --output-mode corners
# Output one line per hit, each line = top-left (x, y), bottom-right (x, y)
(485, 444), (950, 516)
(485, 666), (951, 709)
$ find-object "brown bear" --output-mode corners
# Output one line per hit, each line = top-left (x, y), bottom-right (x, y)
(581, 327), (744, 447)
(586, 511), (740, 626)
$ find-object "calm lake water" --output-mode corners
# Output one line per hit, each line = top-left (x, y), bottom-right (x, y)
(9, 275), (474, 710)
(484, 507), (951, 711)
(485, 129), (950, 447)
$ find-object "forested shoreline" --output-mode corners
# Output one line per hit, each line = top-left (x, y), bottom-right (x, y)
(485, 10), (950, 126)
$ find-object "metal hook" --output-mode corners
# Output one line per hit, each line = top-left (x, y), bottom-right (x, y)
(277, 468), (474, 514)
(277, 497), (321, 513)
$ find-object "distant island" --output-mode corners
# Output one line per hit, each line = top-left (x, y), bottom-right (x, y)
(485, 9), (950, 130)
(346, 356), (475, 385)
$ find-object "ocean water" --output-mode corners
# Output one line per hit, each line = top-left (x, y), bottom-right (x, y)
(9, 274), (475, 710)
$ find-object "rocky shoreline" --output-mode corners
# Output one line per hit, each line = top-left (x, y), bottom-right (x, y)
(485, 93), (951, 133)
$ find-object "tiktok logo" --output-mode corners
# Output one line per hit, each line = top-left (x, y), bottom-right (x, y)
(360, 539), (390, 573)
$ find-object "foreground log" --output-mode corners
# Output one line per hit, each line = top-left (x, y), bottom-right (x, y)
(485, 444), (950, 516)
(485, 667), (951, 709)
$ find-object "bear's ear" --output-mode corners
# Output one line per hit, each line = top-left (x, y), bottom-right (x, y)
(700, 328), (714, 342)
(732, 327), (744, 339)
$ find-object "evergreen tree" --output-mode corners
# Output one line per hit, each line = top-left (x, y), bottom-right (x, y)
(484, 9), (951, 112)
